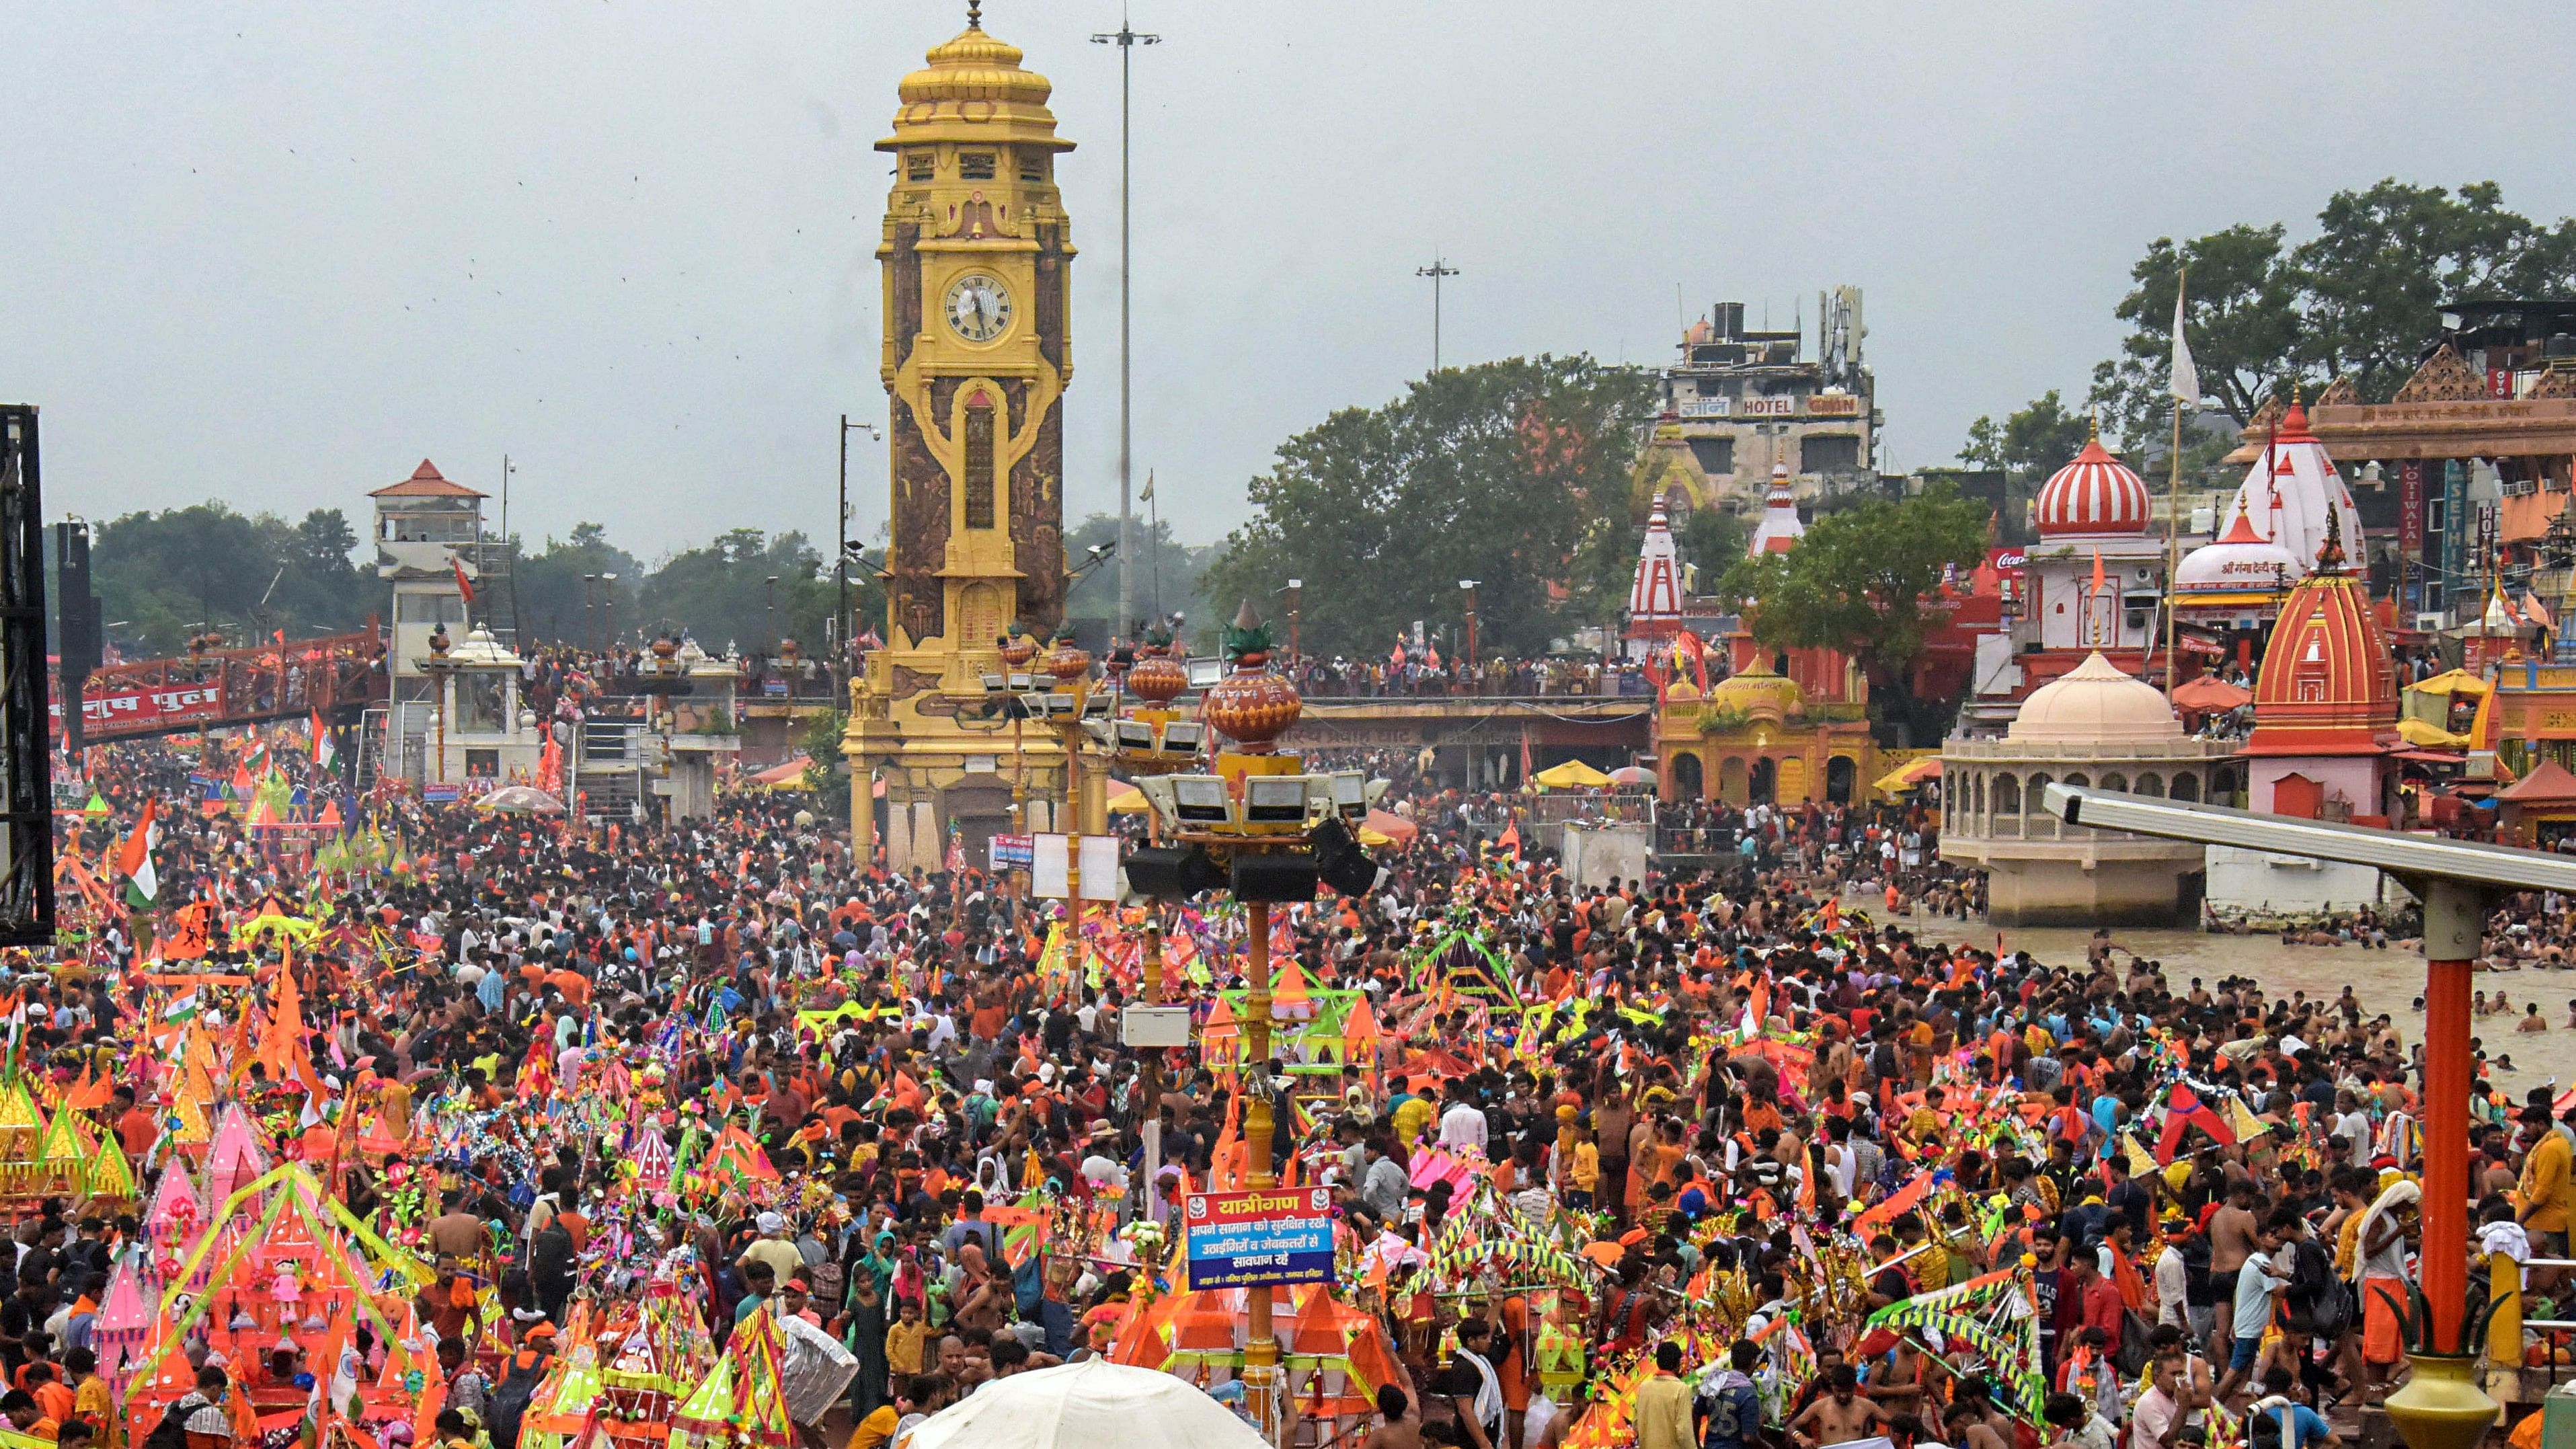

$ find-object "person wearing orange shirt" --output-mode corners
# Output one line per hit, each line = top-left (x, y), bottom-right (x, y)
(27, 1364), (73, 1436)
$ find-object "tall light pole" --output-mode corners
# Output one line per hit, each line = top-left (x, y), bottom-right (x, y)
(1094, 12), (1159, 642)
(582, 574), (599, 652)
(765, 576), (781, 655)
(838, 415), (880, 690)
(500, 454), (518, 643)
(1417, 253), (1459, 372)
(1460, 579), (1479, 680)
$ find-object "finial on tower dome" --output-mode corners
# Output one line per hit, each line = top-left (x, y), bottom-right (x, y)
(2314, 500), (2345, 574)
(2087, 407), (2099, 442)
(967, 0), (982, 29)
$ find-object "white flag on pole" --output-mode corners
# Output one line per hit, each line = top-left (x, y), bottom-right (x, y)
(2169, 273), (2201, 409)
(1139, 469), (1155, 504)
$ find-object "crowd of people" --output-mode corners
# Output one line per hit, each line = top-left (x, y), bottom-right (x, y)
(26, 708), (2573, 1449)
(1291, 656), (1657, 699)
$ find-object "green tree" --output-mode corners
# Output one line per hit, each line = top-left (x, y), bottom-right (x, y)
(2294, 179), (2575, 401)
(2090, 181), (2576, 440)
(1958, 389), (2096, 540)
(92, 502), (374, 656)
(515, 522), (643, 648)
(635, 528), (835, 657)
(1204, 355), (1660, 659)
(272, 508), (376, 632)
(800, 706), (849, 812)
(1959, 389), (2095, 486)
(2089, 225), (2303, 439)
(1716, 482), (1988, 744)
(1674, 506), (1746, 590)
(1061, 511), (1219, 635)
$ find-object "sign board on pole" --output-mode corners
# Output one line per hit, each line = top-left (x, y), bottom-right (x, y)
(1079, 834), (1120, 900)
(1031, 833), (1070, 898)
(1183, 1187), (1335, 1288)
(989, 833), (1033, 870)
(1120, 1004), (1193, 1048)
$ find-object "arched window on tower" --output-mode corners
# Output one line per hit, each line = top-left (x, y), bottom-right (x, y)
(965, 391), (997, 529)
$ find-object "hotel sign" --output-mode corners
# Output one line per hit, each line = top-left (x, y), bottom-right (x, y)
(1676, 393), (1859, 420)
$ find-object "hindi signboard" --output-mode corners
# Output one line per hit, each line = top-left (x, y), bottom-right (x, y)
(989, 833), (1033, 870)
(1184, 1186), (1335, 1288)
(50, 683), (223, 739)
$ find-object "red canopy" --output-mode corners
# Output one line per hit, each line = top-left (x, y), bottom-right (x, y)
(2170, 674), (2253, 713)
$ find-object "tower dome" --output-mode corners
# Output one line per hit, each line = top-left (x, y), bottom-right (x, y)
(2173, 498), (2298, 596)
(1746, 464), (1805, 556)
(2006, 652), (2180, 743)
(2035, 436), (2151, 537)
(1705, 656), (1803, 723)
(2245, 516), (2398, 758)
(883, 4), (1070, 152)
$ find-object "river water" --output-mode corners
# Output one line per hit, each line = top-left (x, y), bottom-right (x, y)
(1852, 897), (2576, 1097)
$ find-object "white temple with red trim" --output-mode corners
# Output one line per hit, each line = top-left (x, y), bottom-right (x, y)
(1745, 463), (1806, 556)
(1624, 492), (1686, 650)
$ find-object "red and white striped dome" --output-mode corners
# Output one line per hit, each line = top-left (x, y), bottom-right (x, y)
(2035, 437), (2151, 537)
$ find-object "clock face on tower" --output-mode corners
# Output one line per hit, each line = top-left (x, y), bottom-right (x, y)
(943, 273), (1013, 343)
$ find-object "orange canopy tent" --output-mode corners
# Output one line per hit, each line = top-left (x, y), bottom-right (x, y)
(2170, 674), (2253, 714)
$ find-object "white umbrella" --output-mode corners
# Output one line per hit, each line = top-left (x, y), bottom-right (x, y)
(902, 1359), (1268, 1449)
(474, 785), (566, 814)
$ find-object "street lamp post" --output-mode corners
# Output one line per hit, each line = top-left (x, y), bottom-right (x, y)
(838, 415), (881, 691)
(1093, 13), (1161, 641)
(582, 574), (599, 652)
(1284, 580), (1302, 670)
(1123, 602), (1393, 1446)
(1460, 579), (1479, 681)
(765, 576), (781, 656)
(1416, 254), (1459, 371)
(602, 574), (619, 652)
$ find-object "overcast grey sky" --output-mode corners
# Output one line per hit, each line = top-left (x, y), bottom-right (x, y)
(9, 3), (2573, 561)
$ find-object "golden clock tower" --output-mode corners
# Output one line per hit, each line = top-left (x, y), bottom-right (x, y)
(845, 3), (1083, 868)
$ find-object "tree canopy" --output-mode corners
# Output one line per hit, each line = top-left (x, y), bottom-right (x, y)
(1957, 389), (2095, 534)
(1716, 483), (1988, 741)
(1203, 355), (1659, 660)
(633, 528), (838, 658)
(89, 507), (886, 665)
(2089, 180), (2576, 440)
(1061, 511), (1220, 636)
(86, 504), (377, 657)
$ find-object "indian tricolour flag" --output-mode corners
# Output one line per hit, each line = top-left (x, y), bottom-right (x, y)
(311, 710), (336, 772)
(116, 797), (159, 909)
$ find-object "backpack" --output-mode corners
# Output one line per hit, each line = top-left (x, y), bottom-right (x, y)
(2284, 1238), (2349, 1338)
(1703, 1380), (1760, 1448)
(488, 1349), (551, 1449)
(141, 1402), (192, 1449)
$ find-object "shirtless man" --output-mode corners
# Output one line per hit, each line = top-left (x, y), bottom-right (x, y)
(2205, 1181), (2261, 1367)
(1790, 1365), (1895, 1449)
(1943, 1401), (2013, 1449)
(1358, 1386), (1421, 1449)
